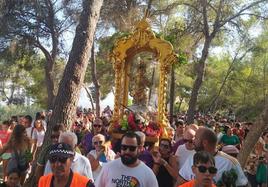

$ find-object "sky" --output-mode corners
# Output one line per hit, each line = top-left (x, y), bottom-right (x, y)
(78, 88), (115, 110)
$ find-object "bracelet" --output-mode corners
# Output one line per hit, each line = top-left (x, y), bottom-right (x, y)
(163, 161), (168, 167)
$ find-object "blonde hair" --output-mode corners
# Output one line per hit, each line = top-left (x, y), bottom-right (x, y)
(92, 134), (105, 144)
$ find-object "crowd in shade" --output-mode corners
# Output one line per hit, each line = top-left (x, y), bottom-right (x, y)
(0, 106), (266, 187)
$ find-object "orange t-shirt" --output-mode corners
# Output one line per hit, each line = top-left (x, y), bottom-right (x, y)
(178, 179), (216, 187)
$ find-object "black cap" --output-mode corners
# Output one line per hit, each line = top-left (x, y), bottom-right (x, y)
(49, 143), (74, 158)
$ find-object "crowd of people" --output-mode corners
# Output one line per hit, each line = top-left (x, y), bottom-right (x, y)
(0, 107), (266, 187)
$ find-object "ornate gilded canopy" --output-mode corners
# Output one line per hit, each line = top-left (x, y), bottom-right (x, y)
(109, 18), (177, 138)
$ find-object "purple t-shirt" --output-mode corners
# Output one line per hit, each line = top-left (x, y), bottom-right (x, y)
(81, 132), (94, 155)
(138, 149), (154, 168)
(172, 139), (187, 154)
(81, 132), (110, 155)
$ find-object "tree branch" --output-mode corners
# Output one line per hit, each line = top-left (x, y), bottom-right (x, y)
(201, 0), (209, 37)
(0, 88), (10, 102)
(239, 12), (268, 20)
(212, 0), (224, 35)
(218, 0), (266, 28)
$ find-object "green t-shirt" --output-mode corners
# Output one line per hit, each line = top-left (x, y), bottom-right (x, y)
(37, 145), (52, 166)
(256, 163), (267, 183)
(220, 134), (240, 145)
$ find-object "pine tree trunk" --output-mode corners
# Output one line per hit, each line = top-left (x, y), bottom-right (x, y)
(84, 85), (95, 111)
(178, 97), (184, 112)
(45, 57), (56, 109)
(37, 44), (56, 110)
(23, 0), (103, 186)
(47, 0), (103, 130)
(186, 38), (211, 124)
(91, 42), (101, 117)
(238, 104), (268, 168)
(40, 0), (60, 109)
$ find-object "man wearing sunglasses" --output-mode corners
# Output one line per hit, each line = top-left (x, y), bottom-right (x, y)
(178, 127), (248, 186)
(38, 143), (94, 187)
(44, 132), (94, 181)
(95, 131), (158, 187)
(178, 151), (217, 187)
(175, 128), (196, 170)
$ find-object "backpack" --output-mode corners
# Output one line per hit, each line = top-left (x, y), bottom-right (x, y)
(7, 149), (29, 172)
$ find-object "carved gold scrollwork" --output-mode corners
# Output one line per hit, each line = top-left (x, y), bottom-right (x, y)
(109, 18), (177, 139)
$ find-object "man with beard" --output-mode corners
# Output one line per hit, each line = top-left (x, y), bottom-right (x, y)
(178, 127), (248, 186)
(95, 131), (158, 187)
(178, 151), (217, 187)
(38, 143), (94, 187)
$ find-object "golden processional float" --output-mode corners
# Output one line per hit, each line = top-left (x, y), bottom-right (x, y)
(109, 16), (178, 143)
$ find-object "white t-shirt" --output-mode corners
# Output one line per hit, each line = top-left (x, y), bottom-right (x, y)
(175, 144), (195, 170)
(32, 129), (45, 147)
(95, 158), (158, 187)
(179, 151), (248, 186)
(42, 120), (47, 131)
(44, 152), (94, 181)
(217, 132), (224, 142)
(25, 127), (34, 139)
(88, 148), (116, 181)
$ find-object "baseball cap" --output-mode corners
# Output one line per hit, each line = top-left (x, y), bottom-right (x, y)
(222, 145), (239, 154)
(49, 143), (75, 158)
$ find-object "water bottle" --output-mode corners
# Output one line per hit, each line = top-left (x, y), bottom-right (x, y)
(99, 153), (107, 163)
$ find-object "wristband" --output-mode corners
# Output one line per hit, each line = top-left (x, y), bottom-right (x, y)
(163, 161), (168, 167)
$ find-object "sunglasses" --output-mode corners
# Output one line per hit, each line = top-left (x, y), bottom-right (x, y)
(93, 124), (102, 128)
(160, 143), (170, 149)
(121, 144), (137, 152)
(196, 165), (217, 174)
(49, 156), (69, 164)
(93, 141), (103, 145)
(185, 139), (193, 143)
(51, 135), (59, 139)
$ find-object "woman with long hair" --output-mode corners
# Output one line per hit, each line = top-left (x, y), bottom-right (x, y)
(31, 119), (45, 161)
(0, 125), (32, 185)
(152, 138), (178, 187)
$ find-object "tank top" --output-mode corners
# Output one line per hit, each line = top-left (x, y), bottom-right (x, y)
(156, 157), (173, 187)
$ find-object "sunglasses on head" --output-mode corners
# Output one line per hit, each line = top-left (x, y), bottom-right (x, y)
(196, 165), (217, 174)
(160, 143), (170, 149)
(121, 144), (137, 152)
(93, 141), (103, 145)
(93, 124), (102, 128)
(49, 156), (69, 164)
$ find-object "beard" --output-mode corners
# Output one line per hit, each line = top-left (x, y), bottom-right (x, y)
(121, 154), (138, 166)
(194, 144), (204, 152)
